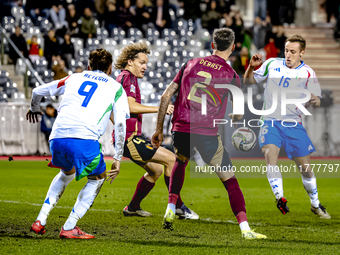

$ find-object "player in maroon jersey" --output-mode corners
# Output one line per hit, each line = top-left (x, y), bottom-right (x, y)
(151, 28), (266, 239)
(112, 42), (198, 219)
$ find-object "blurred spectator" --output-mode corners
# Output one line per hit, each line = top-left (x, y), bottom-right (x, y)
(201, 0), (222, 33)
(95, 0), (107, 25)
(264, 32), (278, 59)
(79, 7), (97, 46)
(131, 0), (155, 36)
(104, 0), (117, 36)
(41, 104), (57, 146)
(278, 0), (295, 26)
(178, 0), (202, 22)
(251, 16), (266, 50)
(254, 0), (266, 20)
(50, 0), (68, 29)
(75, 66), (83, 73)
(274, 25), (286, 58)
(60, 33), (75, 69)
(52, 59), (68, 80)
(233, 11), (245, 44)
(116, 0), (135, 32)
(232, 46), (249, 75)
(154, 0), (172, 32)
(9, 26), (28, 65)
(28, 35), (43, 63)
(44, 29), (61, 69)
(66, 4), (80, 36)
(25, 0), (51, 25)
(322, 0), (340, 23)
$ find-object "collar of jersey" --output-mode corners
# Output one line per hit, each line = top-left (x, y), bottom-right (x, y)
(92, 70), (104, 73)
(283, 59), (305, 70)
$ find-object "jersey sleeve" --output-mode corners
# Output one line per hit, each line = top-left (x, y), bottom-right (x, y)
(253, 58), (275, 84)
(306, 69), (322, 97)
(30, 75), (71, 112)
(113, 85), (130, 119)
(122, 74), (137, 99)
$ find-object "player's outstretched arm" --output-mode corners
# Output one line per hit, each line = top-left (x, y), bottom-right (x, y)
(26, 77), (69, 123)
(151, 81), (179, 148)
(243, 54), (263, 85)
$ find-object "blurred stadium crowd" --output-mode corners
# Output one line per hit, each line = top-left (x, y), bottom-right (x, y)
(0, 0), (340, 103)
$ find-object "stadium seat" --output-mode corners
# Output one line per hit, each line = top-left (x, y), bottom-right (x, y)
(71, 38), (84, 57)
(86, 38), (100, 52)
(174, 19), (187, 32)
(36, 17), (51, 33)
(111, 28), (126, 44)
(195, 28), (211, 42)
(0, 71), (9, 88)
(164, 50), (180, 63)
(103, 38), (118, 52)
(219, 18), (226, 28)
(154, 39), (169, 53)
(187, 19), (196, 33)
(11, 6), (25, 26)
(161, 29), (177, 43)
(42, 70), (54, 83)
(128, 28), (143, 42)
(12, 92), (25, 102)
(146, 28), (160, 45)
(198, 50), (211, 58)
(187, 40), (203, 55)
(33, 60), (48, 75)
(2, 16), (15, 33)
(148, 92), (162, 104)
(148, 50), (162, 64)
(19, 16), (33, 33)
(0, 91), (8, 102)
(96, 27), (109, 43)
(4, 82), (18, 98)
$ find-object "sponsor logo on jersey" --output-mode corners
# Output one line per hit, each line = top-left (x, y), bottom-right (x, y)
(130, 84), (136, 93)
(274, 68), (280, 72)
(308, 145), (313, 151)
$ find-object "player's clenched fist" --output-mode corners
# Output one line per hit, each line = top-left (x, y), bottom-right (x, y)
(151, 130), (163, 148)
(249, 54), (263, 68)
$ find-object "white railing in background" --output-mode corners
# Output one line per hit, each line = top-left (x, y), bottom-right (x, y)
(1, 103), (339, 156)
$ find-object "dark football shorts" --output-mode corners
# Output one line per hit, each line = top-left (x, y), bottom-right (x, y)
(172, 131), (233, 167)
(115, 134), (158, 167)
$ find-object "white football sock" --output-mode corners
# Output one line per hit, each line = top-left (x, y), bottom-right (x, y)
(239, 221), (251, 231)
(36, 171), (75, 226)
(267, 165), (283, 200)
(63, 178), (104, 231)
(165, 203), (176, 217)
(302, 174), (320, 208)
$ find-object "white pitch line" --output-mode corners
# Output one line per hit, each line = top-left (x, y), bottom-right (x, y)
(0, 200), (336, 233)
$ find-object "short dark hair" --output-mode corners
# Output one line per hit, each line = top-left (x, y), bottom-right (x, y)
(213, 28), (235, 51)
(286, 34), (306, 51)
(89, 48), (113, 72)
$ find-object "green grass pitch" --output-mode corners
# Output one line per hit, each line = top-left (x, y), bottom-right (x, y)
(0, 159), (339, 254)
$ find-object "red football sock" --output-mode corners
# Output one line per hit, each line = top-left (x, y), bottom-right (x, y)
(222, 177), (247, 223)
(168, 159), (188, 204)
(164, 175), (184, 208)
(129, 176), (155, 210)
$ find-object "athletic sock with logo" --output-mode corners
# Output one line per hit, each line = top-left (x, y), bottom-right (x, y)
(267, 165), (283, 199)
(63, 178), (104, 230)
(37, 170), (75, 226)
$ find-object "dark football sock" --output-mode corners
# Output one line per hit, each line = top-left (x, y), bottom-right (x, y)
(129, 176), (155, 210)
(164, 175), (184, 208)
(222, 177), (247, 223)
(168, 158), (188, 204)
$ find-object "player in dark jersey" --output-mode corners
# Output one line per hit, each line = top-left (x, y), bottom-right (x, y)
(152, 28), (266, 239)
(112, 42), (198, 219)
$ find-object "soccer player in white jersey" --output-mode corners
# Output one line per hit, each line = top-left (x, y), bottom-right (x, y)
(244, 35), (330, 219)
(27, 49), (130, 239)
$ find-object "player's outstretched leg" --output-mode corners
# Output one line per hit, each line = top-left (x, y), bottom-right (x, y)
(123, 173), (155, 217)
(295, 156), (331, 219)
(163, 157), (188, 230)
(221, 176), (267, 240)
(30, 170), (75, 235)
(60, 177), (105, 239)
